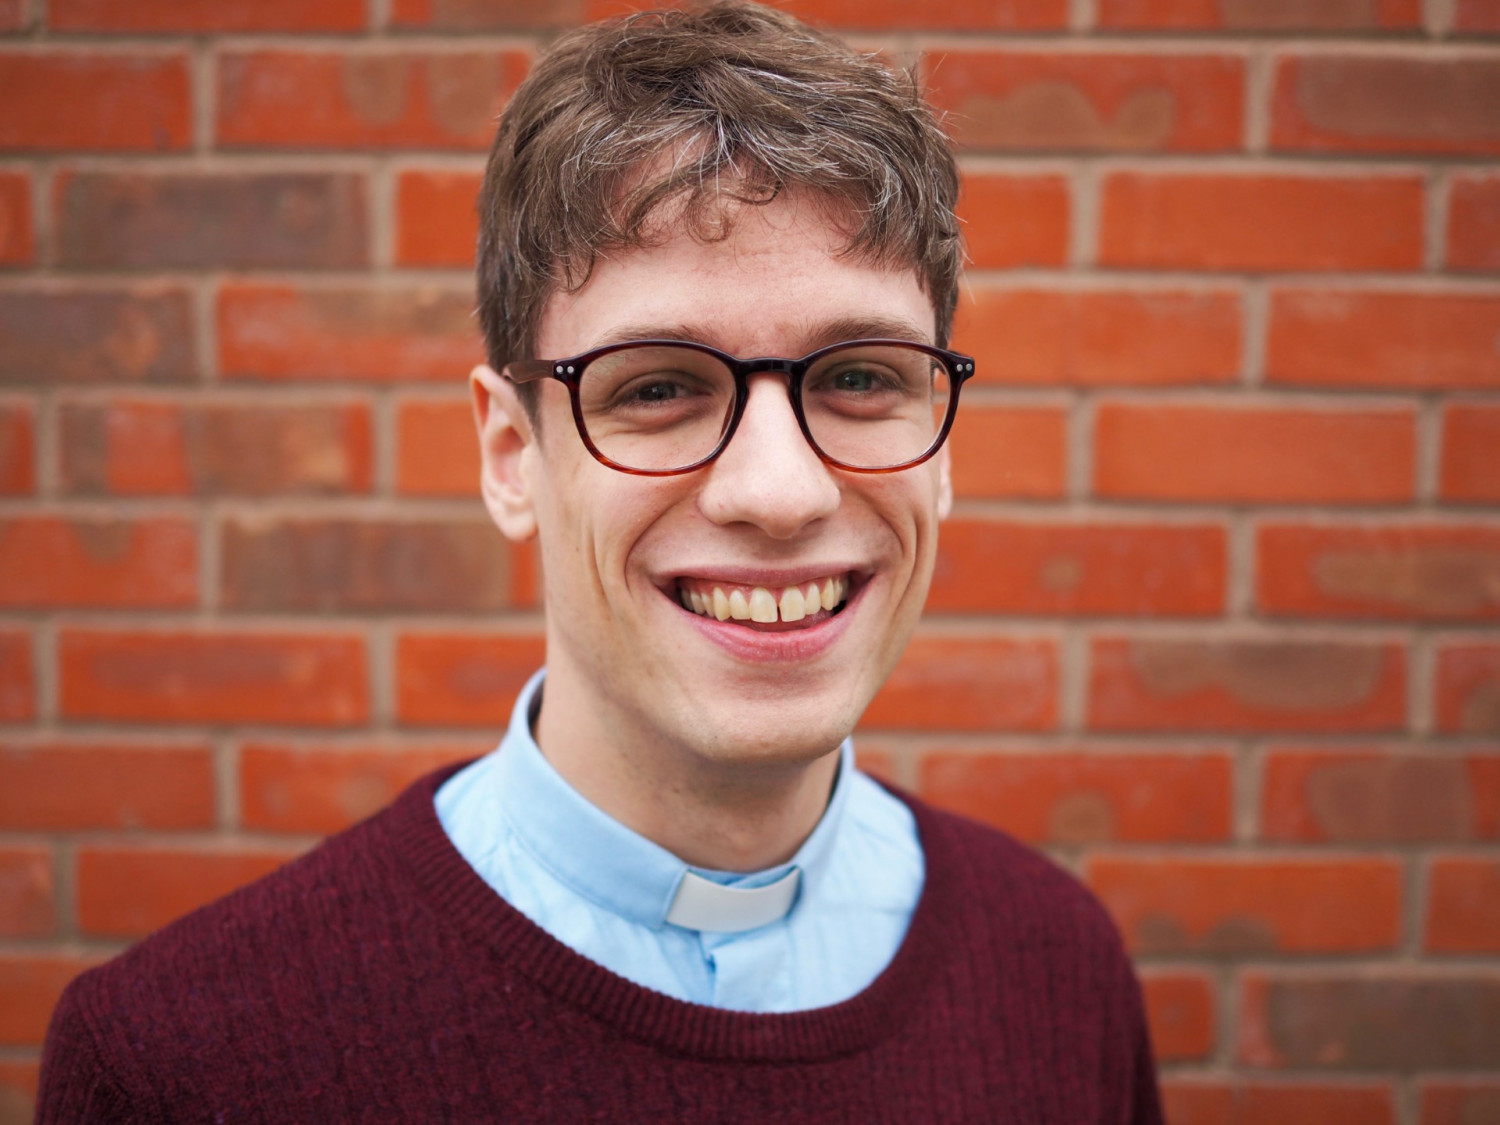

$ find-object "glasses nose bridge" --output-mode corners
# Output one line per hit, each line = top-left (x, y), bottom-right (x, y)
(731, 356), (806, 410)
(719, 355), (814, 456)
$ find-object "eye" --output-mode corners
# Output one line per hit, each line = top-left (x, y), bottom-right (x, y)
(610, 372), (713, 408)
(811, 362), (902, 396)
(827, 367), (881, 393)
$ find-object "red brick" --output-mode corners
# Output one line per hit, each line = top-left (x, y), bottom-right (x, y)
(1100, 173), (1423, 272)
(1257, 523), (1500, 621)
(60, 629), (367, 726)
(0, 954), (103, 1048)
(395, 169), (481, 267)
(0, 741), (215, 830)
(216, 49), (528, 151)
(919, 747), (1233, 844)
(221, 516), (509, 613)
(60, 397), (373, 497)
(396, 397), (479, 497)
(1239, 973), (1500, 1069)
(928, 520), (1225, 616)
(947, 405), (1067, 500)
(764, 0), (1076, 27)
(240, 742), (480, 834)
(391, 0), (582, 29)
(0, 170), (32, 265)
(1422, 1082), (1500, 1125)
(1089, 636), (1407, 733)
(1448, 174), (1500, 271)
(50, 0), (365, 31)
(1141, 972), (1215, 1062)
(1088, 855), (1402, 955)
(0, 0), (24, 31)
(0, 631), (33, 722)
(0, 400), (34, 494)
(957, 173), (1069, 269)
(0, 516), (197, 609)
(0, 287), (195, 384)
(0, 52), (190, 151)
(0, 847), (54, 939)
(76, 846), (296, 939)
(396, 632), (546, 727)
(953, 288), (1240, 387)
(509, 539), (541, 609)
(1161, 1081), (1395, 1125)
(0, 1062), (39, 1125)
(55, 171), (369, 270)
(861, 635), (1057, 732)
(1266, 290), (1500, 390)
(1425, 857), (1500, 954)
(1455, 0), (1500, 33)
(1271, 53), (1500, 156)
(1442, 404), (1500, 504)
(1436, 642), (1500, 735)
(422, 0), (1070, 31)
(852, 745), (895, 784)
(1094, 402), (1415, 504)
(218, 283), (479, 381)
(1262, 749), (1500, 844)
(923, 51), (1243, 153)
(1099, 0), (1420, 30)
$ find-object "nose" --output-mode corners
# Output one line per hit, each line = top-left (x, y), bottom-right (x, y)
(696, 373), (840, 538)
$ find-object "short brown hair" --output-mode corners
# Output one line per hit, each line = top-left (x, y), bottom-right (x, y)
(476, 0), (962, 410)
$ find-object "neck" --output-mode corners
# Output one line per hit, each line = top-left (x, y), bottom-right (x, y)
(533, 668), (842, 872)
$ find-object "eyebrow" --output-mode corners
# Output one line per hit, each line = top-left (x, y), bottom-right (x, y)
(586, 315), (935, 357)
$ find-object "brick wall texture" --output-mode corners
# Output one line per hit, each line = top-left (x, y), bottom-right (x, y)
(2, 0), (1499, 1121)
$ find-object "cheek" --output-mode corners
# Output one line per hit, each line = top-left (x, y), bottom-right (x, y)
(859, 471), (944, 550)
(540, 469), (695, 595)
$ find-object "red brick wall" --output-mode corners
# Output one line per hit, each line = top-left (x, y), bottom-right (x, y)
(2, 0), (1498, 1120)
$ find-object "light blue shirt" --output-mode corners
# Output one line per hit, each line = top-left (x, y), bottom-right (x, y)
(435, 670), (925, 1013)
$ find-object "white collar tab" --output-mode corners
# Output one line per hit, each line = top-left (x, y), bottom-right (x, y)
(665, 867), (802, 933)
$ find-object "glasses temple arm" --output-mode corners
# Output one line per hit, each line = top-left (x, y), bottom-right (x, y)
(502, 359), (557, 385)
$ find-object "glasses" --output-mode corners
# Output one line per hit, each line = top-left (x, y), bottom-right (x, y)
(503, 338), (976, 476)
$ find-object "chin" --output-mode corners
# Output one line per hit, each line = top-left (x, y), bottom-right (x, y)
(682, 703), (859, 770)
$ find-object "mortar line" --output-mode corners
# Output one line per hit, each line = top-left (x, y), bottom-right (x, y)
(1416, 397), (1443, 506)
(1244, 46), (1272, 155)
(1425, 0), (1458, 37)
(1410, 631), (1436, 737)
(1241, 282), (1269, 386)
(1426, 166), (1451, 272)
(1071, 161), (1099, 270)
(1227, 514), (1255, 622)
(215, 733), (239, 831)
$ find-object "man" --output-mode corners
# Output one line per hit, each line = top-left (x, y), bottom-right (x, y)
(37, 4), (1162, 1120)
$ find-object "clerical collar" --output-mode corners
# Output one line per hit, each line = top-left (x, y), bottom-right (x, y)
(488, 670), (852, 934)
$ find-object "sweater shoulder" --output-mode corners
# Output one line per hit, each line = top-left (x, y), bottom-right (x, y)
(54, 802), (415, 1047)
(907, 793), (1131, 962)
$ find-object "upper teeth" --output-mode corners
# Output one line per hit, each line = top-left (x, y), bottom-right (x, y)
(679, 576), (848, 623)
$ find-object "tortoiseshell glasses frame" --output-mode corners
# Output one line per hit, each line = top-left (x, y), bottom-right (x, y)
(503, 337), (976, 477)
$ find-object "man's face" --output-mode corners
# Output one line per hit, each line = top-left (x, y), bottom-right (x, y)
(477, 190), (952, 772)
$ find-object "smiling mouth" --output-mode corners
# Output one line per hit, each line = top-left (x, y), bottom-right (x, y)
(675, 575), (851, 629)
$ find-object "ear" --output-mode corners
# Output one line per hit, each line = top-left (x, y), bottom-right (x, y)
(935, 443), (953, 521)
(471, 363), (539, 541)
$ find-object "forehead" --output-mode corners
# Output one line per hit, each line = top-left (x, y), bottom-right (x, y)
(535, 191), (936, 360)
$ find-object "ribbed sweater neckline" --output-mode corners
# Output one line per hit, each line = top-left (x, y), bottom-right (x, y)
(386, 763), (956, 1064)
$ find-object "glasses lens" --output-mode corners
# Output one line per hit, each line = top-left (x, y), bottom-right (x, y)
(799, 344), (952, 470)
(575, 345), (735, 472)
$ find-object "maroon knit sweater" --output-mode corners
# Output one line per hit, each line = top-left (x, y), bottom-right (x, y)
(37, 765), (1163, 1123)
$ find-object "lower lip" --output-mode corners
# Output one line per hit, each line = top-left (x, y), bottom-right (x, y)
(671, 584), (861, 665)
